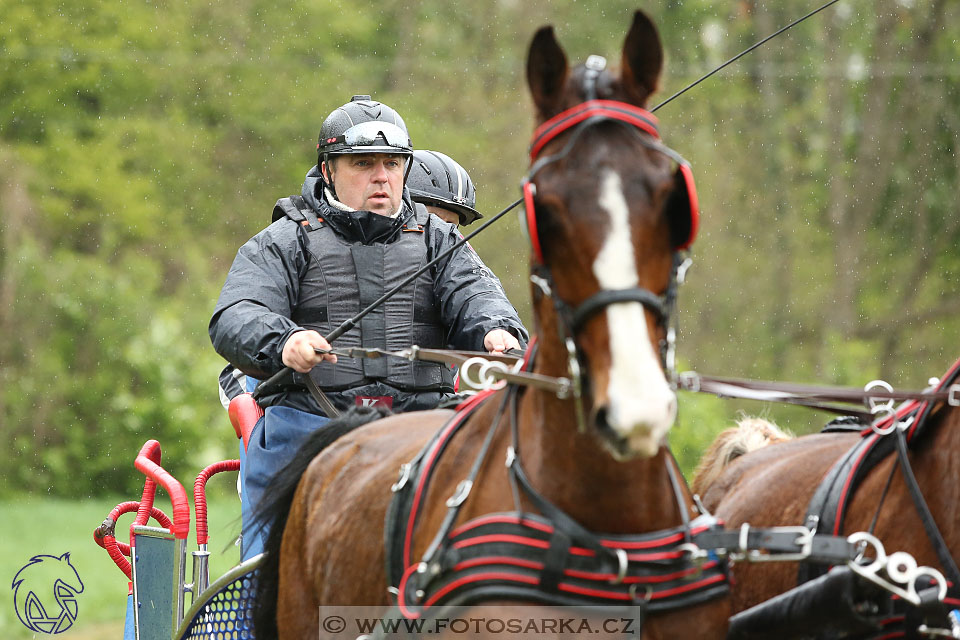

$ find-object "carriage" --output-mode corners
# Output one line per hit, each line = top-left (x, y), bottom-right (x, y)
(92, 413), (261, 639)
(92, 8), (960, 640)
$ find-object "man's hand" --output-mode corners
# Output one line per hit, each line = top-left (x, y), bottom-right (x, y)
(281, 330), (338, 373)
(483, 329), (521, 354)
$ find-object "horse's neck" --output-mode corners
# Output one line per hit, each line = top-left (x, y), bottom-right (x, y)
(912, 403), (960, 516)
(514, 385), (686, 535)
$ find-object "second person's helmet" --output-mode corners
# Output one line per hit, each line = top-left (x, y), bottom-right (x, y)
(406, 150), (481, 225)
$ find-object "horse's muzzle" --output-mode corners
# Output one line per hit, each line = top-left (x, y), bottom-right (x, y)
(593, 391), (677, 460)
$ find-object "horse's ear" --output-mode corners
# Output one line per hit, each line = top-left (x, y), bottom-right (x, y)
(620, 10), (663, 105)
(527, 25), (569, 120)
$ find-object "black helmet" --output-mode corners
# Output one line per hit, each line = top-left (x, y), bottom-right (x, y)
(317, 95), (412, 169)
(406, 150), (482, 225)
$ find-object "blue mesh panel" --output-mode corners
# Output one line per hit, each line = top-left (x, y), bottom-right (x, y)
(179, 569), (258, 640)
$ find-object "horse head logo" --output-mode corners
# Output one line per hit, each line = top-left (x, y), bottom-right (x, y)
(11, 553), (84, 634)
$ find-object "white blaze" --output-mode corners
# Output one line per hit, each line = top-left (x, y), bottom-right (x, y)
(593, 169), (677, 457)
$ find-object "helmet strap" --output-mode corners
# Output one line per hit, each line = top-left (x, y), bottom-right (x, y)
(321, 156), (339, 200)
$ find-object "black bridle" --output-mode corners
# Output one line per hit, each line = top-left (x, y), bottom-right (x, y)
(521, 57), (696, 406)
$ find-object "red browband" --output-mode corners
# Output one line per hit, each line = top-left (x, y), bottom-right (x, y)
(530, 100), (661, 160)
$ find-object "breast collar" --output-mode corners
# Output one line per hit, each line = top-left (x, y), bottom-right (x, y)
(382, 341), (730, 623)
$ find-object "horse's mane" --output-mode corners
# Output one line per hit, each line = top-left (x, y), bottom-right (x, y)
(253, 405), (392, 638)
(691, 417), (793, 497)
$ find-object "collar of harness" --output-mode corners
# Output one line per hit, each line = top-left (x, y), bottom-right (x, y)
(396, 510), (729, 619)
(384, 382), (730, 622)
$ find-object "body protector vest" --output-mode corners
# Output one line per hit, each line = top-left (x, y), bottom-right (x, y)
(274, 197), (455, 394)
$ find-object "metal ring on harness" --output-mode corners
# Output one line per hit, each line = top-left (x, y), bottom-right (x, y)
(869, 405), (899, 436)
(479, 360), (509, 391)
(608, 548), (629, 585)
(864, 379), (895, 413)
(460, 357), (507, 391)
(847, 531), (886, 574)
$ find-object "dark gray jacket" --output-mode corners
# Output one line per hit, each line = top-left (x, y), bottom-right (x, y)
(209, 166), (528, 414)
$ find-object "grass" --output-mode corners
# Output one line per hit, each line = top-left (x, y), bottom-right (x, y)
(1, 487), (244, 638)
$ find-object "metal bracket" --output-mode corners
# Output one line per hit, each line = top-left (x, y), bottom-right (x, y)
(585, 55), (607, 72)
(608, 548), (628, 585)
(391, 463), (412, 493)
(530, 273), (552, 297)
(846, 531), (947, 606)
(676, 257), (693, 285)
(678, 371), (701, 393)
(949, 384), (960, 407)
(869, 405), (899, 436)
(445, 480), (473, 508)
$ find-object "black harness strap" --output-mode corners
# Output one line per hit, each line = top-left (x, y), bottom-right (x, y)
(398, 512), (730, 616)
(384, 390), (500, 588)
(799, 358), (960, 588)
(571, 288), (668, 333)
(893, 426), (960, 587)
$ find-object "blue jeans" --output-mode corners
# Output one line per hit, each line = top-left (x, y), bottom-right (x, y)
(239, 405), (329, 560)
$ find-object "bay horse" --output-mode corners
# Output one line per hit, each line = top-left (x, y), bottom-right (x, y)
(254, 11), (731, 639)
(696, 361), (960, 620)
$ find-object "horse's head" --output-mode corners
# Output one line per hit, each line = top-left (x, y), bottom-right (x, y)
(524, 11), (697, 460)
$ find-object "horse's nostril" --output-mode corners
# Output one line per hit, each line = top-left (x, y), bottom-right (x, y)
(594, 406), (610, 433)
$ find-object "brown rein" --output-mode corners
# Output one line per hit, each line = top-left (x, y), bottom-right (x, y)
(676, 371), (960, 422)
(318, 345), (959, 423)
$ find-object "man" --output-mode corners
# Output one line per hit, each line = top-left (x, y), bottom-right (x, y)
(210, 96), (527, 557)
(217, 148), (486, 405)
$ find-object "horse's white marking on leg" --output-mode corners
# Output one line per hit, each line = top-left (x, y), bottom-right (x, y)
(594, 169), (676, 457)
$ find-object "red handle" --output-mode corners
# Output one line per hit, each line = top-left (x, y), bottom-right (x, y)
(94, 500), (173, 579)
(134, 440), (190, 539)
(194, 460), (240, 545)
(133, 440), (162, 528)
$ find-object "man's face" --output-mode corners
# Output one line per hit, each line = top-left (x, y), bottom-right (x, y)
(424, 204), (460, 226)
(324, 153), (406, 216)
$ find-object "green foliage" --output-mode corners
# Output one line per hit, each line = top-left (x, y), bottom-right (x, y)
(2, 0), (959, 496)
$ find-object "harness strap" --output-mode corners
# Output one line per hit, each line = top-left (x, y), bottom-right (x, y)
(399, 512), (731, 617)
(799, 357), (960, 586)
(571, 288), (667, 332)
(418, 389), (513, 570)
(384, 390), (498, 588)
(506, 441), (620, 566)
(893, 427), (960, 587)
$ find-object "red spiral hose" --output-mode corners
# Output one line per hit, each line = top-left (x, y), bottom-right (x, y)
(193, 460), (240, 545)
(133, 440), (190, 540)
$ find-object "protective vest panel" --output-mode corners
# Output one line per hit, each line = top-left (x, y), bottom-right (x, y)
(281, 199), (453, 392)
